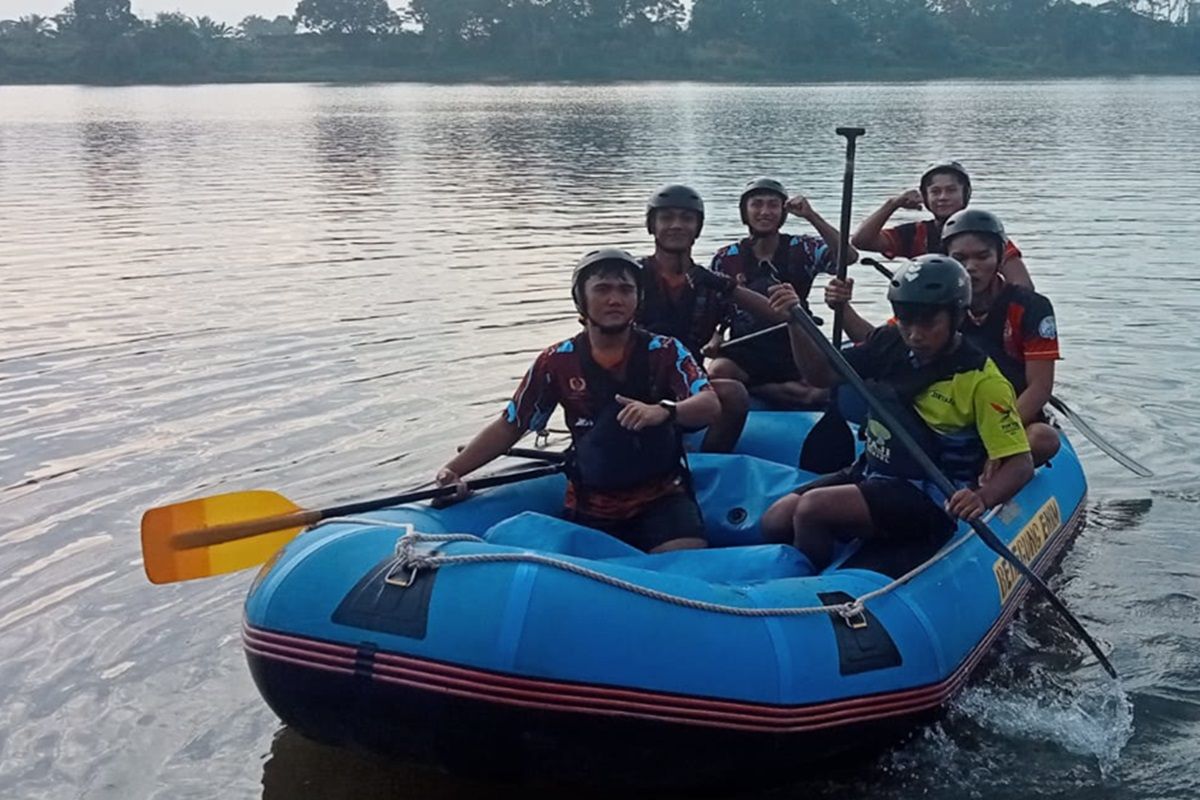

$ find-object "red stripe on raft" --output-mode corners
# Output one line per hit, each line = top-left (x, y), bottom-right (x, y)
(244, 499), (1085, 734)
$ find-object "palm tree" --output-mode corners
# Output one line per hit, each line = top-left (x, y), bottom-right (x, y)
(196, 15), (232, 39)
(14, 14), (55, 37)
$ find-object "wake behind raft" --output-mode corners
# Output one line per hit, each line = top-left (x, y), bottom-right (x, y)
(242, 411), (1088, 788)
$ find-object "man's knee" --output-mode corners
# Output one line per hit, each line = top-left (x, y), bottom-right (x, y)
(712, 379), (750, 415)
(651, 536), (707, 553)
(1028, 423), (1061, 466)
(791, 490), (829, 528)
(761, 494), (799, 543)
(706, 357), (746, 381)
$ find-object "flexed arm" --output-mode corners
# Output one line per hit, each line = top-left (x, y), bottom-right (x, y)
(852, 190), (922, 252)
(789, 195), (859, 265)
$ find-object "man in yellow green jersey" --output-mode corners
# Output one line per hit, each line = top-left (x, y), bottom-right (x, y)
(761, 255), (1034, 572)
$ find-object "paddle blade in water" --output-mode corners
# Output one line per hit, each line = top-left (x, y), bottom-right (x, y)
(799, 406), (856, 474)
(141, 490), (304, 584)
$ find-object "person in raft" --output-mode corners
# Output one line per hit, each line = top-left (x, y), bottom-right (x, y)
(759, 255), (1035, 573)
(706, 177), (857, 408)
(637, 183), (791, 452)
(436, 248), (720, 553)
(825, 208), (1061, 468)
(851, 160), (1034, 288)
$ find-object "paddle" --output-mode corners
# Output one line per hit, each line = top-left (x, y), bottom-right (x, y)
(798, 126), (864, 474)
(783, 302), (1119, 679)
(1048, 396), (1153, 477)
(141, 463), (565, 584)
(863, 258), (1153, 478)
(720, 321), (787, 350)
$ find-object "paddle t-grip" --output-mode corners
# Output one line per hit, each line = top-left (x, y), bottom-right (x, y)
(836, 126), (866, 139)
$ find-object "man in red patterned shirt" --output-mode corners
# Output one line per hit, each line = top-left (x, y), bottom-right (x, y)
(707, 177), (854, 408)
(637, 183), (788, 451)
(852, 161), (1034, 289)
(436, 248), (720, 553)
(943, 209), (1060, 467)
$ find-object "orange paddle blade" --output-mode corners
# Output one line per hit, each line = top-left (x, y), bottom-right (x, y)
(141, 490), (305, 584)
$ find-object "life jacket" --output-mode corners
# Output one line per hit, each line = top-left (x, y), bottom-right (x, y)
(961, 284), (1034, 395)
(860, 331), (990, 485)
(638, 257), (704, 352)
(729, 235), (813, 338)
(893, 220), (946, 258)
(564, 329), (686, 493)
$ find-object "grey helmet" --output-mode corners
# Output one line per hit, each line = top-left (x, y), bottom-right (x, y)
(886, 254), (971, 312)
(571, 247), (644, 315)
(941, 208), (1006, 255)
(919, 161), (972, 205)
(739, 176), (789, 227)
(646, 184), (705, 234)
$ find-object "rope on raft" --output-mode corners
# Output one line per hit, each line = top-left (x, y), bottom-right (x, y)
(309, 514), (998, 624)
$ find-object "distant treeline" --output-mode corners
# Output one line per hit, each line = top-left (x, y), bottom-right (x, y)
(2, 0), (1198, 84)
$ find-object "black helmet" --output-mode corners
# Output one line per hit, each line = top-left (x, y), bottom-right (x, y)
(919, 161), (972, 205)
(941, 208), (1006, 255)
(739, 176), (789, 227)
(887, 255), (971, 311)
(571, 247), (644, 314)
(646, 184), (705, 234)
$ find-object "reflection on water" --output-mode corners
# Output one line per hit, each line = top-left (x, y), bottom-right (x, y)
(1, 79), (1199, 799)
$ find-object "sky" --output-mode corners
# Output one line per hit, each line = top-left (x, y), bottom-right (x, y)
(3, 2), (298, 25)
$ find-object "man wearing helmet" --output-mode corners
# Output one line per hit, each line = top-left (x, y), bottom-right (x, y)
(759, 256), (1034, 572)
(943, 209), (1061, 467)
(826, 209), (1061, 467)
(436, 248), (720, 553)
(707, 177), (856, 408)
(852, 161), (1033, 288)
(639, 183), (790, 452)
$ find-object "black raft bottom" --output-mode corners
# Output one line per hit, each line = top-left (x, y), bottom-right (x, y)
(247, 651), (936, 793)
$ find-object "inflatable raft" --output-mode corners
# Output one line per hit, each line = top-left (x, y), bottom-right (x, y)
(243, 414), (1087, 788)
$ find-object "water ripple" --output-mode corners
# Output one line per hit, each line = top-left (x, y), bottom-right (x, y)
(1, 78), (1199, 799)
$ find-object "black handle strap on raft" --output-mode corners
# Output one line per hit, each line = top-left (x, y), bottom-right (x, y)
(785, 303), (1118, 679)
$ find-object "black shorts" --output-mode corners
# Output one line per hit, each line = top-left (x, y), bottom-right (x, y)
(723, 334), (803, 387)
(793, 467), (956, 544)
(571, 491), (707, 552)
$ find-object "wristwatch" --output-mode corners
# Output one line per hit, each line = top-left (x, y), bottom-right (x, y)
(658, 399), (678, 422)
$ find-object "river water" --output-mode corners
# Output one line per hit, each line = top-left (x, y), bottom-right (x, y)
(1, 79), (1198, 798)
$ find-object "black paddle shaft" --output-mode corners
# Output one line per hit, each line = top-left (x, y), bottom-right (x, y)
(786, 304), (1118, 679)
(317, 463), (565, 521)
(833, 127), (865, 348)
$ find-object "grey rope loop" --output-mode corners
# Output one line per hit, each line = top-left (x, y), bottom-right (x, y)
(310, 510), (997, 622)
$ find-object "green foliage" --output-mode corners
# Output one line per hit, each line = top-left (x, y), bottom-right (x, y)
(65, 0), (138, 39)
(0, 0), (1196, 83)
(239, 15), (297, 38)
(295, 0), (399, 35)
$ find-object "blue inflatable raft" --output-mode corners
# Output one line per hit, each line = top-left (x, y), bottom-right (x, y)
(243, 412), (1087, 788)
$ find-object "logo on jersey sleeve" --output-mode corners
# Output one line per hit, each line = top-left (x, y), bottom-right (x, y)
(989, 401), (1015, 417)
(989, 401), (1022, 435)
(1038, 316), (1057, 339)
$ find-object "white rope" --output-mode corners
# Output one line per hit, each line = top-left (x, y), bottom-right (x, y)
(306, 515), (995, 623)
